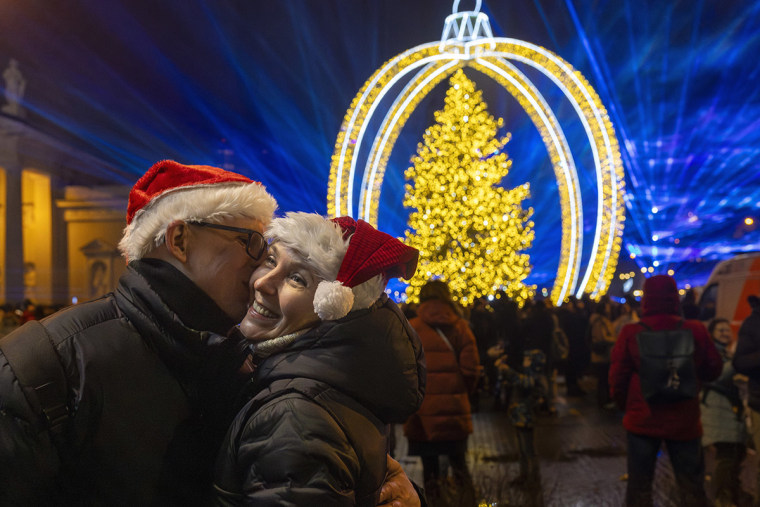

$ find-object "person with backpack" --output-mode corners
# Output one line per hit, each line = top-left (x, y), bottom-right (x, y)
(609, 274), (722, 507)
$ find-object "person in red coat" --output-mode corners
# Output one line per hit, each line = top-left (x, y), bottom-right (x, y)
(609, 275), (722, 506)
(403, 280), (480, 504)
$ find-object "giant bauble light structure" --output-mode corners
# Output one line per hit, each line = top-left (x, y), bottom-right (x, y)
(327, 0), (625, 304)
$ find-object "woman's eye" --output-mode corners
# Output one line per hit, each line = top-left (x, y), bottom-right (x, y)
(289, 274), (306, 286)
(264, 256), (276, 267)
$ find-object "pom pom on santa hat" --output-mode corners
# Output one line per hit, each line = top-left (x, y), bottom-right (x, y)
(118, 160), (276, 261)
(313, 217), (419, 321)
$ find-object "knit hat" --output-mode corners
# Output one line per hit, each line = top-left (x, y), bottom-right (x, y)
(266, 213), (419, 321)
(118, 160), (277, 261)
(641, 274), (680, 317)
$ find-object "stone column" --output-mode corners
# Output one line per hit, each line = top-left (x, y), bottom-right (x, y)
(3, 157), (23, 304)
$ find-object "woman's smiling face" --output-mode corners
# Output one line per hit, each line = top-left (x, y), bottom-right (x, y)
(711, 321), (733, 345)
(239, 242), (321, 342)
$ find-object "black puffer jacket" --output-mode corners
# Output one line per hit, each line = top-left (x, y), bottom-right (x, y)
(733, 305), (760, 411)
(214, 294), (426, 506)
(0, 259), (248, 506)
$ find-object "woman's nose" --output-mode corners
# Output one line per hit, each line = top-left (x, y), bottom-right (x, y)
(252, 270), (276, 294)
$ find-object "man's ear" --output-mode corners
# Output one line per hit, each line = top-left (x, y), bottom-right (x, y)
(164, 220), (191, 263)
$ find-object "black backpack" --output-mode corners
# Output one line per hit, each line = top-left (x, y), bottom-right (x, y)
(0, 320), (70, 435)
(636, 320), (698, 404)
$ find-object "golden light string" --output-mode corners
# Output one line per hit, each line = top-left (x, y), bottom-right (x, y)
(328, 21), (625, 301)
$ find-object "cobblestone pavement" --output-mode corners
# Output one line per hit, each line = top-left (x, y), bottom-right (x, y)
(394, 377), (758, 506)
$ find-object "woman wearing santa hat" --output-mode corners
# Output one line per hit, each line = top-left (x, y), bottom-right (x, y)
(213, 212), (426, 506)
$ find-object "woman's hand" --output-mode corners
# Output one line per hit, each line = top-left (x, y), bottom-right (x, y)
(378, 455), (421, 507)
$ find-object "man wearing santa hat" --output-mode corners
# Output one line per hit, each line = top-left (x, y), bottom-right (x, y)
(0, 161), (422, 506)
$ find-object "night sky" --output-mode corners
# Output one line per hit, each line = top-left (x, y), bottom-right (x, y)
(0, 0), (758, 295)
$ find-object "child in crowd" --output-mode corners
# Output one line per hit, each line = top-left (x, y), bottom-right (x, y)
(493, 348), (547, 493)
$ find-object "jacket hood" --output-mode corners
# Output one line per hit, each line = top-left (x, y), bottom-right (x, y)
(416, 299), (460, 328)
(253, 294), (426, 424)
(641, 274), (681, 317)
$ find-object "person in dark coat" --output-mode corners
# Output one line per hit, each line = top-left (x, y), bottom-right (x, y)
(557, 297), (590, 397)
(521, 298), (558, 413)
(0, 162), (421, 507)
(609, 275), (722, 507)
(590, 298), (617, 408)
(403, 279), (480, 504)
(491, 293), (521, 367)
(214, 213), (425, 506)
(732, 294), (760, 505)
(469, 297), (496, 410)
(491, 295), (521, 408)
(495, 348), (547, 496)
(0, 160), (278, 505)
(681, 288), (701, 320)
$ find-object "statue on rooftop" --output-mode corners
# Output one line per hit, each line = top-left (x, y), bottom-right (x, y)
(2, 58), (26, 117)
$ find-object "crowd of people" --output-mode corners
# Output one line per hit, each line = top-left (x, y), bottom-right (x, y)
(402, 277), (760, 506)
(402, 289), (647, 414)
(1, 158), (759, 506)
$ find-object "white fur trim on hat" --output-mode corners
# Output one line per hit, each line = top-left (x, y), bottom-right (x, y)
(266, 212), (347, 282)
(118, 182), (277, 261)
(350, 274), (386, 311)
(314, 280), (354, 321)
(267, 212), (389, 321)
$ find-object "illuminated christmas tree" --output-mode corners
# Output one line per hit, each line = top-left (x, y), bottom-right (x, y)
(404, 69), (535, 305)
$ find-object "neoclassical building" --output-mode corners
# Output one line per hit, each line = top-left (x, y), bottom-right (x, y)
(0, 112), (132, 307)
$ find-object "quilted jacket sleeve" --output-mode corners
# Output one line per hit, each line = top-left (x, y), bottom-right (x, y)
(215, 393), (361, 506)
(0, 350), (62, 505)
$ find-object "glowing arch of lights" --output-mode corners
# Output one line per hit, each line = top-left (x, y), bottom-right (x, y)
(328, 5), (625, 303)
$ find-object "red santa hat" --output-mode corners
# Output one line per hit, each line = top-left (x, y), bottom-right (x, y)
(266, 213), (419, 320)
(118, 160), (277, 261)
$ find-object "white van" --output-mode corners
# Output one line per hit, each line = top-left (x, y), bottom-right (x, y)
(698, 252), (760, 337)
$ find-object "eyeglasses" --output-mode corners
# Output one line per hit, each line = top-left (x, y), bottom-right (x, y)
(189, 221), (267, 261)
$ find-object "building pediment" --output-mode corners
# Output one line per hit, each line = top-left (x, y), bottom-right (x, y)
(80, 238), (118, 256)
